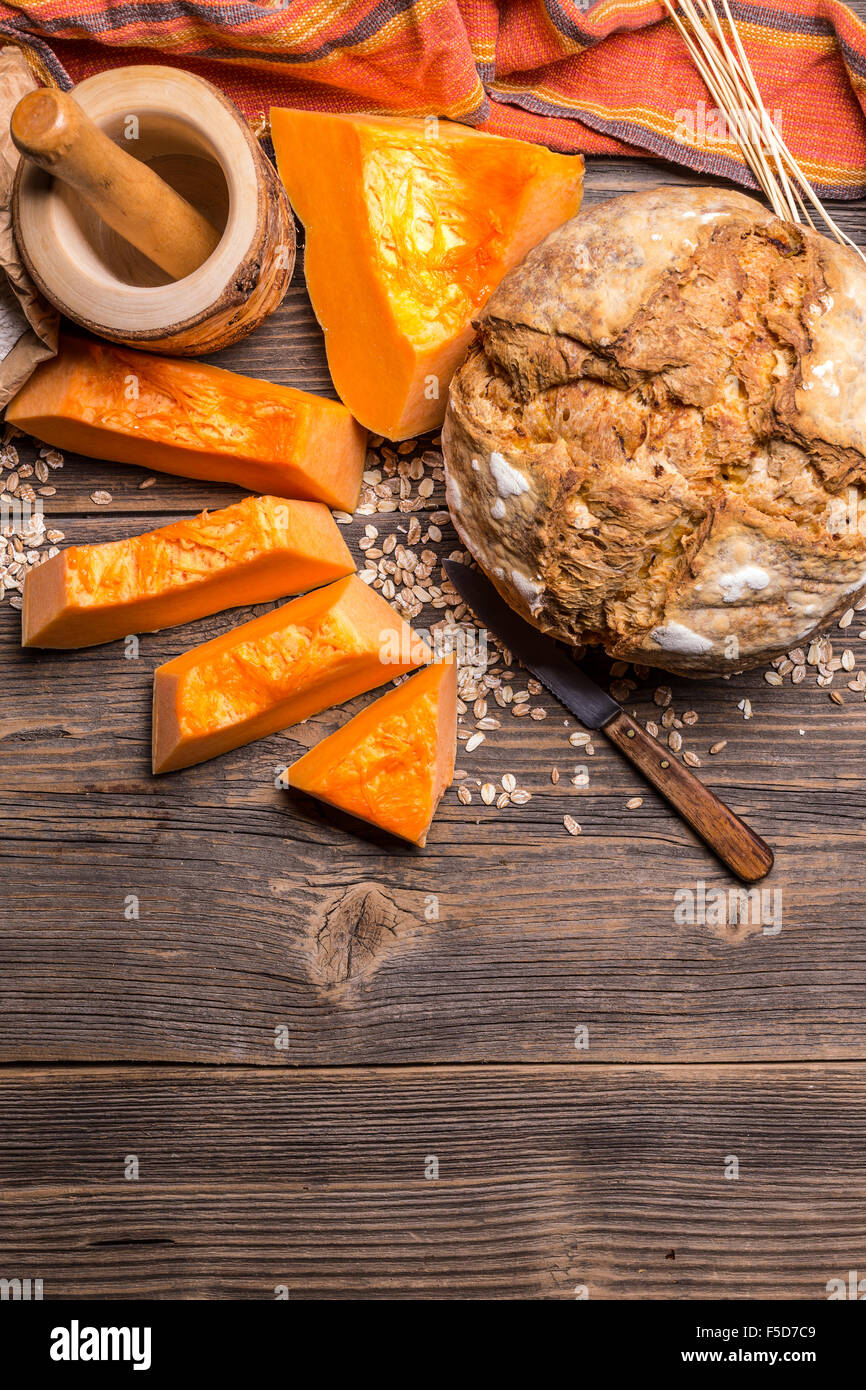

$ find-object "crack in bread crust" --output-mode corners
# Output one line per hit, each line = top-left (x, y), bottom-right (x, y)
(442, 186), (866, 675)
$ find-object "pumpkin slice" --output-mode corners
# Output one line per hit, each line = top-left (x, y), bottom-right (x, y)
(152, 574), (430, 774)
(6, 336), (367, 511)
(270, 109), (583, 440)
(289, 660), (457, 846)
(22, 495), (354, 649)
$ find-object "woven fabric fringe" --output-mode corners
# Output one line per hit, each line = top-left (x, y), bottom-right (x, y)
(1, 0), (866, 197)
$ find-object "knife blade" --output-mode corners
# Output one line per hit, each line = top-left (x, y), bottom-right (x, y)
(444, 560), (773, 883)
(444, 559), (619, 728)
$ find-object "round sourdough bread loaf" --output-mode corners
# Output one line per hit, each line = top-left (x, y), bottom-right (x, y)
(442, 185), (866, 675)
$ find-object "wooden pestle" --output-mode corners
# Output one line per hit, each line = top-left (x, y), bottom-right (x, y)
(11, 87), (222, 281)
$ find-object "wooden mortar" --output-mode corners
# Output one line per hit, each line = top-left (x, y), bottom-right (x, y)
(12, 66), (296, 355)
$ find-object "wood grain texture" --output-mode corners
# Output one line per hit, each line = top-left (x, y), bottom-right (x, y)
(3, 170), (866, 1062)
(1, 551), (864, 1063)
(0, 1062), (863, 1299)
(603, 711), (774, 882)
(3, 109), (866, 1299)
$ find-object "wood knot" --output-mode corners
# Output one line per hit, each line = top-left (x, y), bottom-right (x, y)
(313, 884), (405, 985)
(234, 263), (261, 296)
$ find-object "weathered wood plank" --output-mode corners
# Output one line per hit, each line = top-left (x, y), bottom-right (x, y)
(8, 159), (865, 521)
(3, 163), (866, 1066)
(0, 757), (863, 1064)
(0, 1062), (862, 1298)
(2, 531), (866, 1061)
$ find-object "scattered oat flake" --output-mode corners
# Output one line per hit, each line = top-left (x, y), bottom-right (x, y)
(457, 785), (472, 805)
(57, 427), (852, 784)
(626, 797), (643, 810)
(563, 815), (581, 835)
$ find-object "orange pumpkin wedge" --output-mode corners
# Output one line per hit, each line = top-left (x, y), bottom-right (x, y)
(6, 336), (367, 511)
(152, 574), (431, 774)
(270, 109), (583, 440)
(22, 496), (354, 649)
(288, 660), (457, 846)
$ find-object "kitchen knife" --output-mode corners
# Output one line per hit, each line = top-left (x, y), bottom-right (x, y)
(444, 560), (773, 883)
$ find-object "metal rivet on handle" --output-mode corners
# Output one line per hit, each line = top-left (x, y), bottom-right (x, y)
(660, 759), (670, 768)
(626, 728), (635, 738)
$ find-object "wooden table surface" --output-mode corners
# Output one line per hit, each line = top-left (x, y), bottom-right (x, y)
(3, 99), (866, 1299)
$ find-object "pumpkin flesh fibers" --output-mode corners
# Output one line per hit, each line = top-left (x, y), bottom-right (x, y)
(289, 661), (457, 845)
(7, 337), (368, 511)
(270, 110), (584, 439)
(23, 495), (354, 649)
(152, 575), (431, 773)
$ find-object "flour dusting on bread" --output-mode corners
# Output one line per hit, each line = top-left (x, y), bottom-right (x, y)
(443, 186), (866, 675)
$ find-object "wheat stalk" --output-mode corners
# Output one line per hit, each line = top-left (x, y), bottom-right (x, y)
(661, 0), (865, 260)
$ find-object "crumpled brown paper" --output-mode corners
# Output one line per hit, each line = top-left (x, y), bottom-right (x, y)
(0, 46), (58, 410)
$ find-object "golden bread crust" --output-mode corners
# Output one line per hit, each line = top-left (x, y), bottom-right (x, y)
(443, 186), (866, 675)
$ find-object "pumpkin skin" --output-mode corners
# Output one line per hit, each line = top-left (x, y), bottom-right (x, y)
(289, 661), (457, 846)
(152, 575), (431, 774)
(270, 109), (583, 440)
(22, 496), (354, 649)
(6, 336), (367, 511)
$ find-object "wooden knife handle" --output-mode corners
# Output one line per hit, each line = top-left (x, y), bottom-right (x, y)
(10, 87), (221, 281)
(603, 710), (774, 882)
